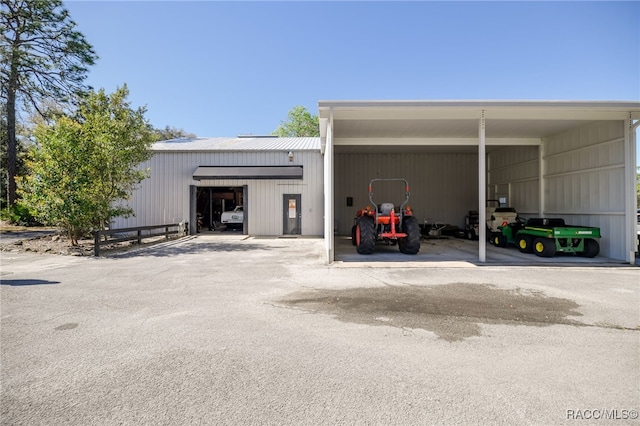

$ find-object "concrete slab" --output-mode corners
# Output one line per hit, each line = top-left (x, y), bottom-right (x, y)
(336, 235), (627, 266)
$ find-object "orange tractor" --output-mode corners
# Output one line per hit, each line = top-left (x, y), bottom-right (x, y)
(351, 178), (421, 255)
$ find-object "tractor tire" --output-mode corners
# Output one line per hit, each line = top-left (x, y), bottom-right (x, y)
(399, 216), (421, 254)
(579, 238), (599, 258)
(516, 234), (533, 253)
(493, 233), (507, 248)
(351, 225), (357, 246)
(355, 216), (375, 254)
(533, 238), (556, 257)
(466, 228), (477, 240)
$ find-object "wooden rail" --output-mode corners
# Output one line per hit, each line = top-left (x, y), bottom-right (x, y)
(93, 223), (187, 256)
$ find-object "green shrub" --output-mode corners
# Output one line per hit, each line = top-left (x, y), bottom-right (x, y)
(0, 202), (42, 226)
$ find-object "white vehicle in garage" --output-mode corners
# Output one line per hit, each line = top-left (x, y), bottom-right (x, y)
(221, 206), (243, 229)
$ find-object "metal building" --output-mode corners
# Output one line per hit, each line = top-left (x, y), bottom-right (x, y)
(319, 100), (640, 264)
(113, 136), (324, 237)
(115, 100), (639, 264)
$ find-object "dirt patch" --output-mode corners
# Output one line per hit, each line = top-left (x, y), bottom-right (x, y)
(0, 232), (179, 256)
(280, 283), (584, 341)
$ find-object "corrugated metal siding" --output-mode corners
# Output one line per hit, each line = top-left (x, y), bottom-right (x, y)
(334, 153), (478, 235)
(113, 150), (324, 236)
(543, 120), (626, 260)
(488, 146), (540, 215)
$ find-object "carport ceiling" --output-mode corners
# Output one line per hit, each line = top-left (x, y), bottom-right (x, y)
(332, 118), (589, 139)
(320, 100), (640, 153)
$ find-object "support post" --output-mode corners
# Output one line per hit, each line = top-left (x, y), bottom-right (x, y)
(324, 109), (334, 263)
(189, 185), (197, 235)
(478, 112), (486, 262)
(539, 143), (545, 217)
(625, 117), (639, 263)
(94, 231), (100, 257)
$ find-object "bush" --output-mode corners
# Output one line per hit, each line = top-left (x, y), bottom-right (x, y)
(0, 202), (42, 226)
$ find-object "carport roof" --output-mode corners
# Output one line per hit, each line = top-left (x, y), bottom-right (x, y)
(318, 100), (640, 143)
(152, 136), (320, 152)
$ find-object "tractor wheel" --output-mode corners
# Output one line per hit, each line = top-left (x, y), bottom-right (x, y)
(579, 238), (599, 258)
(516, 234), (533, 253)
(399, 216), (421, 254)
(351, 225), (357, 246)
(533, 238), (556, 257)
(466, 228), (477, 240)
(493, 233), (507, 248)
(355, 216), (375, 254)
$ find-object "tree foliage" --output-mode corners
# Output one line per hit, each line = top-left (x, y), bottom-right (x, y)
(19, 86), (154, 244)
(1, 0), (97, 206)
(152, 125), (195, 141)
(272, 105), (319, 137)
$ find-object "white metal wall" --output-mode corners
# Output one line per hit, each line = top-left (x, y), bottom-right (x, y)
(334, 152), (478, 235)
(113, 150), (324, 236)
(543, 120), (626, 260)
(487, 146), (540, 216)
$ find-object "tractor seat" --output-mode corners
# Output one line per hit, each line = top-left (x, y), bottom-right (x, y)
(379, 203), (395, 215)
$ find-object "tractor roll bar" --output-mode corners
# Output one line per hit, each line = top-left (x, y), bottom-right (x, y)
(368, 178), (411, 213)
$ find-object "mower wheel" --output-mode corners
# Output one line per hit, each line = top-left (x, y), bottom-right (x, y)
(579, 238), (599, 258)
(516, 234), (533, 253)
(533, 238), (556, 257)
(355, 216), (375, 254)
(466, 228), (477, 240)
(493, 234), (507, 248)
(399, 216), (421, 254)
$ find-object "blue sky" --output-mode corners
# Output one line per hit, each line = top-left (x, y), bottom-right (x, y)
(65, 1), (639, 138)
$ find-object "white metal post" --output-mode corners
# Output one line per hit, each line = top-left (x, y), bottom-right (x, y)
(625, 117), (639, 264)
(539, 143), (545, 217)
(478, 112), (486, 262)
(324, 109), (334, 263)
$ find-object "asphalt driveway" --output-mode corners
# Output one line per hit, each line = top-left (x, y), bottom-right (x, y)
(1, 235), (639, 425)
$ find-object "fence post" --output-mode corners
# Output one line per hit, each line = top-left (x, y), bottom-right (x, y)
(94, 231), (100, 257)
(137, 230), (142, 245)
(165, 226), (169, 240)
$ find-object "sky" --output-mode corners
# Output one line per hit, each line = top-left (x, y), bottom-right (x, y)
(63, 1), (640, 138)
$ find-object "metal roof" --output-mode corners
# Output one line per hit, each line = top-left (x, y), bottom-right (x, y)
(152, 137), (321, 152)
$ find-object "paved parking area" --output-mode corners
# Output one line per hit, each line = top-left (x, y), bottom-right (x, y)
(1, 236), (639, 425)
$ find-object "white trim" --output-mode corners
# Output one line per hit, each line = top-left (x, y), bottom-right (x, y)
(542, 137), (624, 159)
(543, 164), (624, 179)
(333, 137), (541, 146)
(488, 157), (539, 172)
(545, 211), (625, 216)
(491, 177), (539, 185)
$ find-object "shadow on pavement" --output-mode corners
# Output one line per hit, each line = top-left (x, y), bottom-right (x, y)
(1, 279), (60, 286)
(105, 240), (279, 259)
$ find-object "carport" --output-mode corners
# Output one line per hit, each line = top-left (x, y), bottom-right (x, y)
(318, 100), (640, 264)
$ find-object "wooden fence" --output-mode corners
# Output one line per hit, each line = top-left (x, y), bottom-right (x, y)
(93, 223), (187, 256)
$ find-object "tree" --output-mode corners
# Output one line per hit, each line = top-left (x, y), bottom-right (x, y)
(1, 0), (97, 207)
(19, 85), (154, 245)
(152, 125), (195, 141)
(272, 105), (319, 137)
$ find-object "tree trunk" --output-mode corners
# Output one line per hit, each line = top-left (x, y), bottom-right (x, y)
(6, 42), (20, 206)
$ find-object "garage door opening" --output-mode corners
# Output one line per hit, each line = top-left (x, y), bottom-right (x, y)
(194, 186), (246, 234)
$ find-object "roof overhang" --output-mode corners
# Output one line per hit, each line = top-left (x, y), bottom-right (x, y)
(318, 100), (640, 153)
(193, 166), (303, 180)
